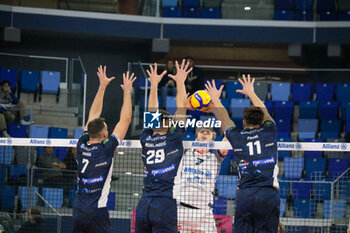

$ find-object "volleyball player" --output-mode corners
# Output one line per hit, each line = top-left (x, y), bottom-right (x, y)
(135, 60), (192, 233)
(73, 66), (136, 233)
(176, 126), (228, 233)
(205, 75), (280, 233)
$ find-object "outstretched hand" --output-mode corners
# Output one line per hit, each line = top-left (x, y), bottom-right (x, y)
(121, 71), (136, 94)
(97, 65), (115, 87)
(146, 63), (167, 86)
(168, 59), (193, 83)
(205, 80), (224, 104)
(236, 74), (255, 96)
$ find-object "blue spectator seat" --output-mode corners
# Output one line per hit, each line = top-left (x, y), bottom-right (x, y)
(320, 120), (341, 139)
(182, 0), (199, 7)
(276, 119), (291, 138)
(295, 0), (313, 10)
(254, 82), (269, 100)
(263, 100), (273, 114)
(41, 71), (60, 94)
(20, 70), (39, 93)
(18, 186), (39, 211)
(56, 148), (67, 162)
(107, 192), (116, 210)
(271, 82), (290, 101)
(183, 7), (201, 18)
(0, 185), (15, 211)
(230, 98), (250, 119)
(9, 165), (27, 181)
(278, 137), (292, 159)
(279, 181), (290, 198)
(0, 164), (6, 184)
(0, 68), (17, 90)
(305, 157), (326, 178)
(42, 188), (63, 208)
(69, 189), (76, 207)
(293, 199), (315, 218)
(295, 10), (313, 21)
(219, 152), (231, 175)
(336, 83), (350, 103)
(298, 119), (318, 140)
(275, 0), (294, 10)
(216, 175), (238, 199)
(8, 124), (27, 138)
(134, 77), (150, 88)
(341, 102), (350, 121)
(319, 11), (337, 21)
(317, 0), (335, 11)
(314, 183), (331, 199)
(0, 146), (13, 164)
(212, 197), (227, 215)
(316, 83), (334, 102)
(203, 0), (221, 8)
(280, 198), (287, 217)
(293, 83), (312, 102)
(292, 182), (312, 199)
(319, 101), (339, 120)
(275, 10), (294, 20)
(232, 118), (244, 130)
(339, 11), (350, 20)
(29, 125), (48, 138)
(346, 120), (350, 134)
(201, 8), (221, 18)
(328, 158), (349, 178)
(304, 138), (324, 158)
(324, 200), (346, 218)
(225, 81), (244, 99)
(299, 101), (318, 119)
(284, 157), (304, 178)
(339, 181), (350, 201)
(73, 128), (84, 139)
(163, 7), (182, 17)
(221, 98), (230, 109)
(162, 0), (177, 7)
(215, 135), (223, 141)
(48, 127), (68, 138)
(274, 101), (294, 120)
(184, 132), (196, 141)
(165, 96), (177, 115)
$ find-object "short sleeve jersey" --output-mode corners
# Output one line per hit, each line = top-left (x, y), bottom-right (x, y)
(225, 120), (279, 189)
(140, 127), (185, 198)
(74, 131), (120, 210)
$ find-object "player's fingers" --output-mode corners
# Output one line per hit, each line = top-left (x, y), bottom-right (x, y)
(247, 74), (251, 83)
(110, 77), (116, 81)
(168, 74), (175, 80)
(238, 78), (244, 86)
(252, 78), (255, 85)
(149, 65), (153, 74)
(185, 67), (193, 75)
(161, 70), (167, 77)
(130, 73), (135, 80)
(184, 61), (190, 71)
(104, 66), (107, 75)
(181, 59), (185, 70)
(146, 70), (151, 78)
(236, 89), (244, 94)
(122, 72), (125, 80)
(219, 85), (224, 94)
(131, 76), (137, 83)
(212, 79), (217, 89)
(175, 60), (180, 71)
(120, 84), (124, 90)
(154, 63), (157, 73)
(204, 83), (210, 91)
(242, 74), (247, 83)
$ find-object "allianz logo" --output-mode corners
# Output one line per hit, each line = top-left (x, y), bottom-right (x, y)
(277, 143), (302, 149)
(191, 141), (215, 148)
(30, 139), (47, 144)
(69, 140), (78, 145)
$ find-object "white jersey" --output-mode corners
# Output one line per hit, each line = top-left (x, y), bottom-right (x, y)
(175, 149), (225, 209)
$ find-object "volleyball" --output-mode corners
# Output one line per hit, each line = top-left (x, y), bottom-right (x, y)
(190, 90), (212, 111)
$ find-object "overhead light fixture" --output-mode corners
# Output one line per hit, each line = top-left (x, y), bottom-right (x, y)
(244, 6), (251, 11)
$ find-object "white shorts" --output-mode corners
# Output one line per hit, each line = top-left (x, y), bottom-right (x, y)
(177, 204), (217, 233)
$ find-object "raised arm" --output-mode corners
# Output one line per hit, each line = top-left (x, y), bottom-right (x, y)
(236, 74), (273, 123)
(113, 72), (136, 141)
(169, 60), (192, 123)
(146, 63), (167, 112)
(205, 80), (235, 133)
(84, 66), (115, 130)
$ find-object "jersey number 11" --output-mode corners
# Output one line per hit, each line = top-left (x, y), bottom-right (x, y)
(246, 141), (261, 156)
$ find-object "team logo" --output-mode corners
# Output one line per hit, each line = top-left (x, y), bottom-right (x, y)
(126, 140), (132, 147)
(296, 143), (302, 150)
(82, 188), (88, 193)
(6, 138), (12, 145)
(209, 141), (215, 148)
(341, 143), (347, 151)
(46, 139), (51, 146)
(143, 111), (161, 129)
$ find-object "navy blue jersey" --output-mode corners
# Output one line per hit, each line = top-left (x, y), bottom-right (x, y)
(74, 131), (120, 210)
(225, 120), (279, 189)
(140, 127), (185, 198)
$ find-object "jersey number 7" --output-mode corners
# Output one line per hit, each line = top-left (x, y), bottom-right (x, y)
(146, 149), (165, 164)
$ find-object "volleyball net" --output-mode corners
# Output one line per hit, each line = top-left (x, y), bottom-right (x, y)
(0, 139), (349, 233)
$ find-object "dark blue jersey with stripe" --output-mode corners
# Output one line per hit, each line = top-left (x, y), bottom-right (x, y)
(140, 127), (185, 198)
(225, 120), (279, 189)
(74, 131), (120, 210)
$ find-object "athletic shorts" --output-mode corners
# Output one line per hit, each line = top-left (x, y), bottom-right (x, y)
(234, 187), (280, 233)
(177, 203), (217, 233)
(135, 196), (178, 233)
(73, 207), (111, 233)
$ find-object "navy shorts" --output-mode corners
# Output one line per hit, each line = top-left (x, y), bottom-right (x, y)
(73, 207), (111, 233)
(234, 187), (280, 233)
(135, 196), (178, 233)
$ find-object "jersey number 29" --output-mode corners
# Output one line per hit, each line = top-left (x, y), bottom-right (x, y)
(146, 149), (165, 164)
(246, 141), (261, 155)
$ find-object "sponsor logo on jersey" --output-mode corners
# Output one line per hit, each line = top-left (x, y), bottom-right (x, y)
(82, 187), (102, 193)
(265, 142), (274, 147)
(151, 164), (176, 176)
(81, 176), (104, 184)
(82, 152), (91, 157)
(247, 135), (259, 140)
(167, 149), (179, 156)
(196, 158), (204, 165)
(95, 162), (107, 167)
(238, 160), (249, 170)
(252, 157), (275, 167)
(103, 138), (109, 144)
